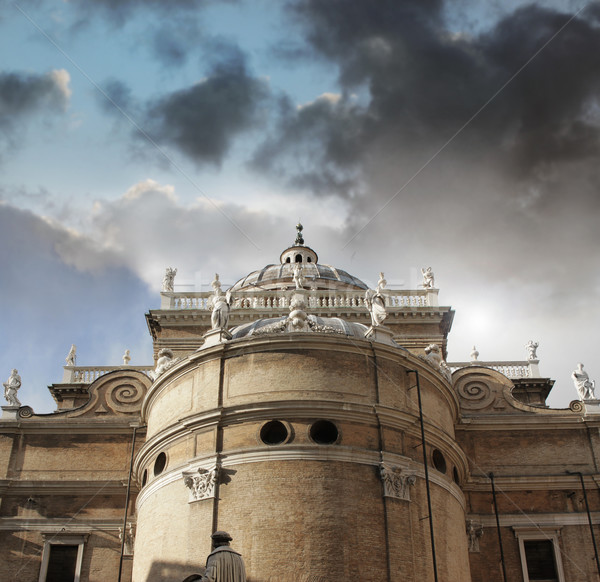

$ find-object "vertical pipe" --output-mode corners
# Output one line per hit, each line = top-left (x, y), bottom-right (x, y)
(371, 348), (392, 582)
(489, 473), (508, 582)
(407, 370), (438, 582)
(568, 471), (600, 577)
(118, 425), (138, 582)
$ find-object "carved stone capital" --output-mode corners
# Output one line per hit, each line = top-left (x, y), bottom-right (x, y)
(183, 466), (219, 502)
(380, 463), (416, 501)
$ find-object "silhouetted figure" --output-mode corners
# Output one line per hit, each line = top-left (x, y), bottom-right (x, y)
(197, 531), (246, 582)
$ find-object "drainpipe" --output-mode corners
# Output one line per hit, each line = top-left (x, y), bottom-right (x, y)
(406, 369), (439, 582)
(489, 473), (508, 582)
(118, 424), (139, 582)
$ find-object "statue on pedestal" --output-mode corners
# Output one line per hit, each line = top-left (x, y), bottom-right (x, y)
(421, 267), (435, 289)
(3, 369), (22, 407)
(525, 340), (539, 360)
(210, 274), (233, 331)
(293, 263), (305, 290)
(572, 363), (596, 400)
(365, 272), (387, 328)
(66, 344), (77, 366)
(162, 267), (177, 292)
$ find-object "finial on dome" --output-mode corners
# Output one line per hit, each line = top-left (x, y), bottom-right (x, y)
(295, 222), (304, 246)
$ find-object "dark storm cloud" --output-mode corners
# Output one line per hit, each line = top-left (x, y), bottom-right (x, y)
(0, 70), (70, 127)
(257, 0), (600, 198)
(101, 46), (271, 166)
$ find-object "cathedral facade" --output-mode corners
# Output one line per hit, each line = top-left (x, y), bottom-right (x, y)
(1, 228), (599, 582)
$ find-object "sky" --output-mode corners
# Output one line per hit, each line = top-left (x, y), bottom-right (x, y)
(1, 0), (599, 413)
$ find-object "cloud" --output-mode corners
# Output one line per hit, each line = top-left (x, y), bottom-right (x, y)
(257, 1), (600, 205)
(100, 46), (271, 167)
(0, 69), (71, 157)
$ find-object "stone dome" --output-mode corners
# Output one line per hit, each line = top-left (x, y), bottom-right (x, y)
(230, 315), (369, 339)
(230, 223), (368, 292)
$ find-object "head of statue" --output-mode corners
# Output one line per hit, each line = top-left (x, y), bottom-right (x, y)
(211, 531), (232, 548)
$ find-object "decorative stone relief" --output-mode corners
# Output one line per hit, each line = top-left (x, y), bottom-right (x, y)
(119, 523), (135, 556)
(422, 344), (452, 383)
(183, 467), (219, 502)
(162, 267), (177, 292)
(150, 348), (179, 380)
(380, 464), (416, 501)
(456, 380), (495, 410)
(466, 520), (483, 552)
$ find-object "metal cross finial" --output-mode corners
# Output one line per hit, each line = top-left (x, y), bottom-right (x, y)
(295, 221), (304, 246)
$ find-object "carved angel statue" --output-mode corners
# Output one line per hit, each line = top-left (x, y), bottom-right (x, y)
(525, 340), (539, 360)
(572, 363), (596, 400)
(162, 267), (177, 292)
(3, 369), (22, 407)
(421, 267), (435, 289)
(293, 263), (306, 290)
(65, 344), (77, 366)
(365, 273), (387, 328)
(211, 288), (233, 330)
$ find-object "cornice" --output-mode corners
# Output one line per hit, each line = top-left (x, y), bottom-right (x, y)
(0, 517), (128, 532)
(466, 512), (600, 527)
(0, 479), (131, 496)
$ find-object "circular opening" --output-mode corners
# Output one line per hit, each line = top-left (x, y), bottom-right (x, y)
(309, 420), (339, 445)
(260, 420), (289, 445)
(141, 469), (148, 487)
(154, 452), (167, 476)
(432, 449), (447, 474)
(453, 467), (460, 485)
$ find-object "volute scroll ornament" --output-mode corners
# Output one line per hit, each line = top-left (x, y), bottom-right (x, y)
(380, 463), (416, 501)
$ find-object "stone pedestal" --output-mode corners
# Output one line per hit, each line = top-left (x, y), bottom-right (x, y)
(583, 399), (600, 415)
(365, 325), (396, 346)
(202, 328), (232, 348)
(1, 405), (19, 420)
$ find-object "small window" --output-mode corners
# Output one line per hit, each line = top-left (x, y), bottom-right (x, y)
(295, 254), (302, 263)
(307, 257), (312, 263)
(39, 534), (87, 582)
(432, 449), (447, 474)
(260, 420), (290, 445)
(309, 420), (339, 444)
(524, 540), (558, 581)
(141, 469), (148, 487)
(286, 257), (291, 263)
(515, 529), (565, 582)
(154, 452), (167, 476)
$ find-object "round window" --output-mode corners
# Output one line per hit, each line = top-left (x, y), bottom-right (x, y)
(260, 420), (289, 445)
(432, 449), (447, 474)
(309, 420), (339, 445)
(154, 452), (167, 476)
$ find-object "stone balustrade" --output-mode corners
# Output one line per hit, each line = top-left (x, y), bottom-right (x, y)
(160, 288), (439, 310)
(448, 360), (541, 379)
(62, 365), (154, 383)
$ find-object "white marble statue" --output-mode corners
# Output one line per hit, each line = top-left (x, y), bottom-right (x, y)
(293, 263), (306, 290)
(162, 267), (177, 292)
(424, 344), (452, 382)
(66, 344), (77, 366)
(525, 340), (539, 360)
(470, 346), (479, 361)
(467, 520), (484, 553)
(421, 267), (435, 289)
(210, 276), (233, 330)
(3, 369), (22, 407)
(572, 363), (596, 400)
(365, 273), (387, 327)
(123, 349), (131, 365)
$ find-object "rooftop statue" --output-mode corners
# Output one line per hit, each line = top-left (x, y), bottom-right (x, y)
(421, 267), (435, 289)
(66, 344), (77, 366)
(365, 272), (387, 327)
(293, 263), (306, 290)
(162, 267), (177, 292)
(572, 363), (596, 401)
(423, 344), (452, 383)
(525, 340), (539, 360)
(470, 346), (479, 361)
(3, 369), (22, 407)
(123, 349), (131, 365)
(295, 221), (304, 246)
(151, 348), (178, 380)
(210, 274), (233, 331)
